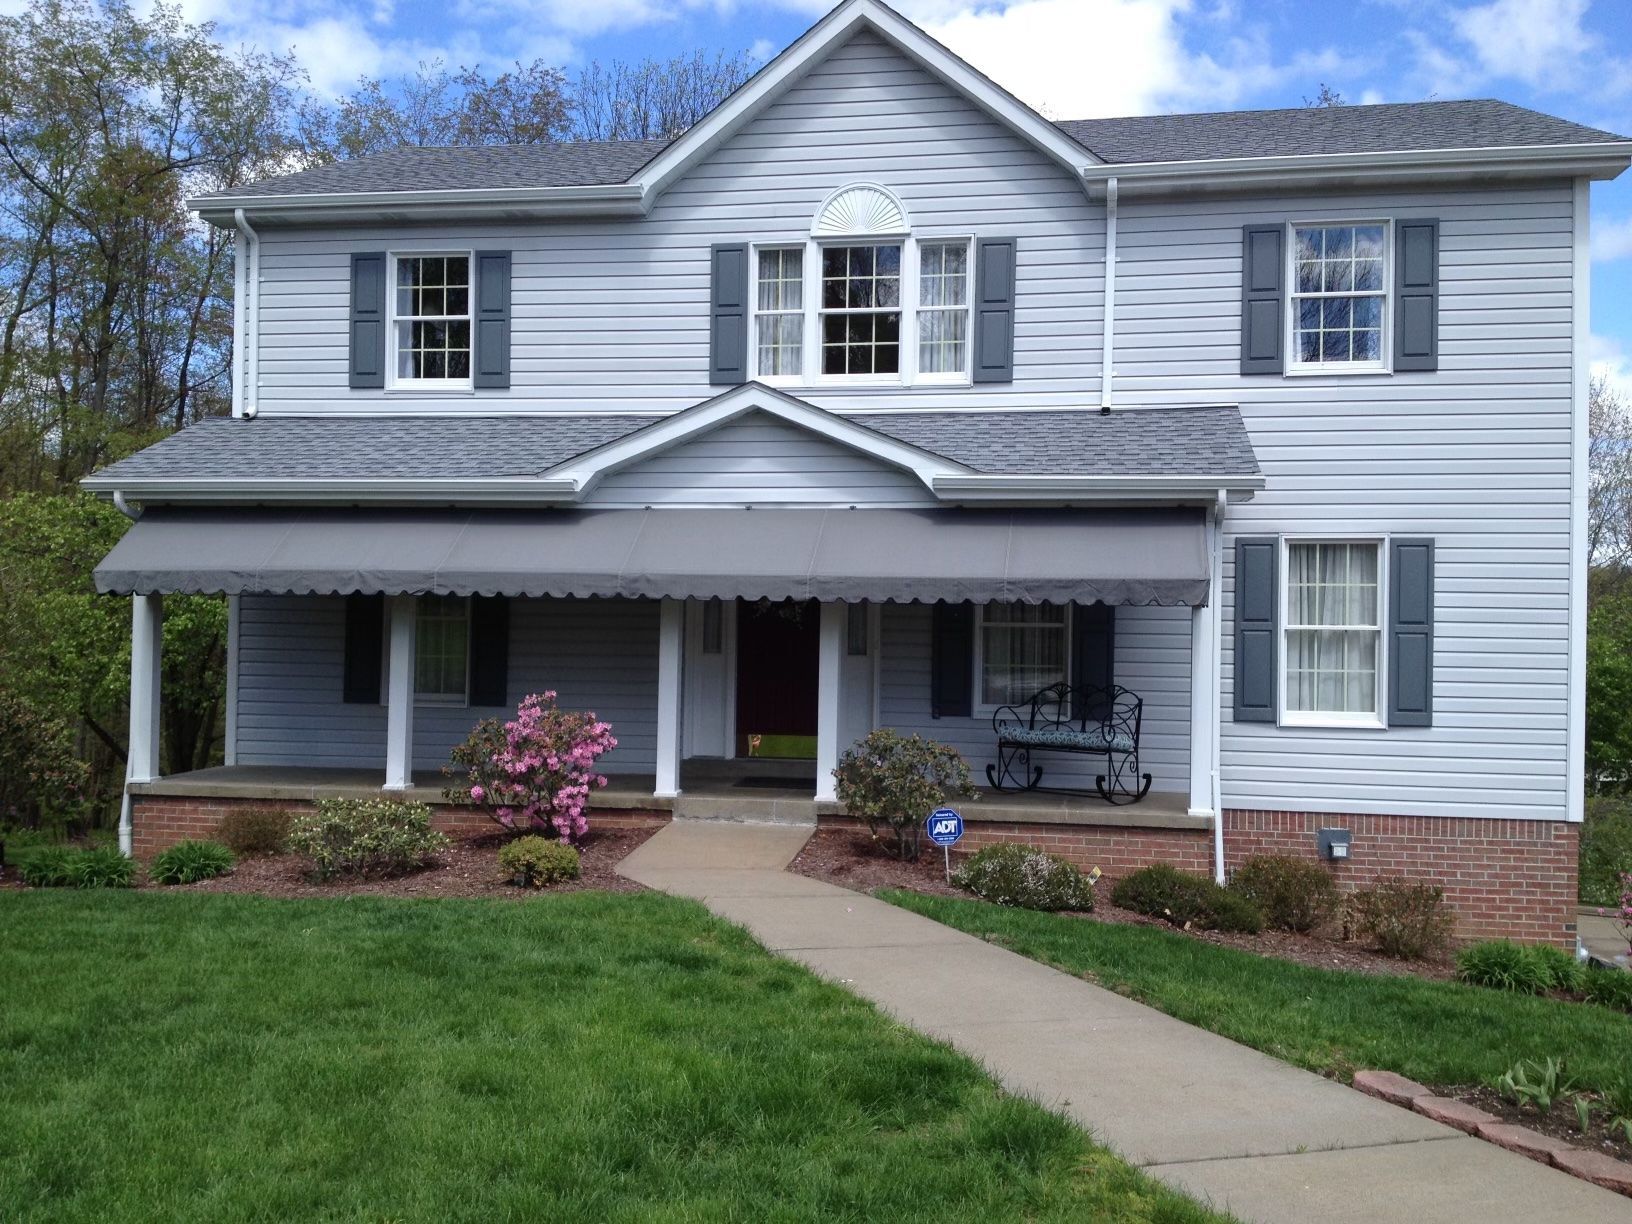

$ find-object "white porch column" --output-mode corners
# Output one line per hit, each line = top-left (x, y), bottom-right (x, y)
(655, 597), (684, 799)
(121, 593), (164, 856)
(384, 594), (417, 790)
(1188, 598), (1218, 822)
(815, 601), (845, 803)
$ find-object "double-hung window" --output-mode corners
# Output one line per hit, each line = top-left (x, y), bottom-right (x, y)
(1281, 540), (1383, 725)
(821, 243), (902, 377)
(755, 247), (804, 378)
(917, 240), (970, 377)
(392, 254), (472, 386)
(1289, 223), (1387, 372)
(978, 602), (1069, 708)
(414, 595), (470, 704)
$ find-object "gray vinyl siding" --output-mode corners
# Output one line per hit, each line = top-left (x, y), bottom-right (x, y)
(584, 412), (932, 506)
(876, 603), (1191, 795)
(235, 594), (659, 773)
(249, 29), (1103, 415)
(1112, 183), (1577, 820)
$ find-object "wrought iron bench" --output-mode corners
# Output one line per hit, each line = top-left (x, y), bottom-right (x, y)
(986, 682), (1152, 805)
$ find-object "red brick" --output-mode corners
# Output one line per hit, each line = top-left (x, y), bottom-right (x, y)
(1550, 1148), (1632, 1196)
(1475, 1122), (1579, 1164)
(1353, 1069), (1430, 1108)
(1414, 1096), (1499, 1134)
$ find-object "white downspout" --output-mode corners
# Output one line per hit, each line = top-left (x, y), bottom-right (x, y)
(1211, 488), (1228, 882)
(233, 208), (260, 417)
(1100, 176), (1118, 412)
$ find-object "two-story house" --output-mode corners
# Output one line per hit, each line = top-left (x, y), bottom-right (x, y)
(86, 0), (1632, 944)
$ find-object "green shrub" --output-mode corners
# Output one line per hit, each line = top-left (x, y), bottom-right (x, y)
(1457, 940), (1556, 994)
(953, 844), (1096, 912)
(286, 797), (448, 881)
(832, 728), (976, 862)
(497, 835), (580, 887)
(1111, 864), (1263, 934)
(215, 808), (293, 855)
(1583, 967), (1632, 1013)
(1581, 798), (1632, 906)
(17, 845), (78, 887)
(1228, 855), (1338, 933)
(150, 840), (236, 885)
(1528, 942), (1587, 994)
(69, 846), (136, 889)
(1350, 877), (1454, 960)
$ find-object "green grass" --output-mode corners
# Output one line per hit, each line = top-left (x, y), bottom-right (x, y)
(0, 891), (1227, 1223)
(883, 890), (1632, 1093)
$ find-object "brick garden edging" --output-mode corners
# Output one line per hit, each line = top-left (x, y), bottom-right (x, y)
(1353, 1069), (1632, 1197)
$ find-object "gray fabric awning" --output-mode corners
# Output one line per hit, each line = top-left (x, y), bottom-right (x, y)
(94, 507), (1211, 605)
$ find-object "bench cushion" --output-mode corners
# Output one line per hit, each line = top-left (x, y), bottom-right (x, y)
(995, 719), (1135, 755)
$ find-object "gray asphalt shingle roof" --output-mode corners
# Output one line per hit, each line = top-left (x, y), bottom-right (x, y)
(197, 99), (1624, 203)
(88, 405), (1258, 485)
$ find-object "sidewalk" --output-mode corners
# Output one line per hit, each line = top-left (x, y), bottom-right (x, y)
(619, 821), (1632, 1224)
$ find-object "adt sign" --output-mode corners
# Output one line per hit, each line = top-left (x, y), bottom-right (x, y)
(927, 808), (964, 847)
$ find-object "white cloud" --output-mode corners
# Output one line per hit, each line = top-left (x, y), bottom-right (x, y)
(1592, 214), (1632, 263)
(1451, 0), (1594, 91)
(1592, 332), (1632, 401)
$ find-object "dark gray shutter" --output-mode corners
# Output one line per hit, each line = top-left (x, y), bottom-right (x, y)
(1240, 226), (1284, 375)
(342, 594), (385, 704)
(709, 243), (748, 385)
(468, 595), (510, 707)
(472, 250), (511, 389)
(930, 602), (974, 718)
(349, 253), (387, 389)
(1071, 602), (1115, 721)
(972, 238), (1017, 383)
(1233, 538), (1278, 722)
(1388, 539), (1435, 727)
(1394, 219), (1439, 372)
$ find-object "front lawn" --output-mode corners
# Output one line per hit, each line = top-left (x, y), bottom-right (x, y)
(884, 890), (1632, 1095)
(1, 891), (1225, 1223)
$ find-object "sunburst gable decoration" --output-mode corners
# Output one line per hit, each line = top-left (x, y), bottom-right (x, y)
(811, 183), (909, 237)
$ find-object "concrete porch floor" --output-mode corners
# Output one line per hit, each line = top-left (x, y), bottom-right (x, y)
(128, 761), (1204, 831)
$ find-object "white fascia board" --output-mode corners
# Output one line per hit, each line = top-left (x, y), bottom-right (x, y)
(81, 476), (580, 504)
(190, 184), (648, 226)
(933, 473), (1265, 501)
(547, 381), (971, 496)
(630, 0), (1097, 205)
(1081, 142), (1632, 196)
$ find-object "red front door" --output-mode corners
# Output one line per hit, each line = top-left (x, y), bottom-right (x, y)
(735, 599), (819, 758)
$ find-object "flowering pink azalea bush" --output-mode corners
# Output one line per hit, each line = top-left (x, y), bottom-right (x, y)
(443, 692), (616, 843)
(1606, 871), (1632, 954)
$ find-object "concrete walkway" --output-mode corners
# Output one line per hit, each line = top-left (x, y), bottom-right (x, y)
(618, 821), (1632, 1224)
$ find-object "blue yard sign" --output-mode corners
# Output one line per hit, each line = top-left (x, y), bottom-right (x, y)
(927, 807), (963, 883)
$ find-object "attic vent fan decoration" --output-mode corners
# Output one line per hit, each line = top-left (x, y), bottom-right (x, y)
(812, 183), (909, 237)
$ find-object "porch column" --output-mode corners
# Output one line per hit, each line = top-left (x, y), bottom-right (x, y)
(121, 593), (163, 856)
(814, 601), (844, 803)
(654, 597), (684, 799)
(384, 594), (417, 790)
(1188, 599), (1218, 821)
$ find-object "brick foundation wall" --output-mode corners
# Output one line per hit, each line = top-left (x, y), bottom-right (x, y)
(129, 794), (668, 860)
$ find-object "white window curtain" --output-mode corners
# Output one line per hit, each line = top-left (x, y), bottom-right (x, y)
(1284, 542), (1380, 716)
(980, 602), (1068, 707)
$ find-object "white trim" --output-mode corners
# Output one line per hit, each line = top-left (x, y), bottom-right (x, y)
(972, 601), (1071, 715)
(1568, 177), (1590, 823)
(1209, 490), (1226, 878)
(1101, 177), (1117, 410)
(127, 594), (163, 785)
(1276, 535), (1388, 731)
(386, 251), (475, 392)
(383, 594), (417, 790)
(1284, 219), (1392, 376)
(932, 472), (1264, 500)
(224, 594), (240, 766)
(812, 182), (909, 237)
(655, 598), (684, 798)
(815, 601), (845, 802)
(1188, 600), (1216, 824)
(230, 230), (246, 418)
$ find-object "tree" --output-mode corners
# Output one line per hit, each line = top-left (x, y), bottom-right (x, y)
(1589, 374), (1632, 584)
(1304, 84), (1346, 107)
(570, 50), (758, 141)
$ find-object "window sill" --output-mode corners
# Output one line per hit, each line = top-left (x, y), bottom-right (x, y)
(1278, 714), (1387, 731)
(384, 386), (477, 396)
(1283, 366), (1391, 379)
(755, 377), (975, 391)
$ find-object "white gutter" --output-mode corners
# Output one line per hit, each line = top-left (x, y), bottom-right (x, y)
(234, 209), (260, 417)
(112, 491), (141, 521)
(1210, 488), (1227, 883)
(933, 473), (1263, 501)
(1101, 176), (1117, 411)
(195, 184), (648, 226)
(81, 475), (583, 503)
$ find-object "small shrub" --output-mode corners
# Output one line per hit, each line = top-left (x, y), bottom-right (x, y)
(1581, 798), (1632, 906)
(833, 728), (976, 862)
(953, 844), (1096, 912)
(1228, 855), (1338, 933)
(1350, 876), (1454, 960)
(1495, 1056), (1574, 1114)
(1111, 864), (1263, 934)
(17, 845), (77, 887)
(1528, 942), (1587, 994)
(1457, 940), (1555, 994)
(497, 835), (581, 887)
(1583, 967), (1632, 1013)
(216, 808), (292, 855)
(150, 840), (236, 885)
(69, 846), (136, 889)
(286, 797), (448, 881)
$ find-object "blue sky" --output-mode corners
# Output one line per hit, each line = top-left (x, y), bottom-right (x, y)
(145, 0), (1632, 387)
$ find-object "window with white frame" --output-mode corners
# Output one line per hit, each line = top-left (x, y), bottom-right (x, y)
(978, 602), (1069, 708)
(415, 595), (469, 703)
(755, 247), (804, 377)
(917, 240), (970, 376)
(1282, 541), (1383, 723)
(821, 243), (902, 376)
(1290, 223), (1387, 370)
(392, 254), (472, 384)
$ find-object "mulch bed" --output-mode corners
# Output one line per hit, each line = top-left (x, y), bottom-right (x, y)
(1441, 1083), (1632, 1160)
(788, 827), (1457, 981)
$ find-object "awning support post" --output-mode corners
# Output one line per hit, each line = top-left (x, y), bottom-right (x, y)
(122, 593), (164, 856)
(655, 597), (684, 799)
(384, 594), (417, 790)
(815, 601), (844, 803)
(1188, 598), (1217, 824)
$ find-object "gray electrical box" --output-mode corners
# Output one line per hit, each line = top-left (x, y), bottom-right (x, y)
(1317, 828), (1352, 861)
